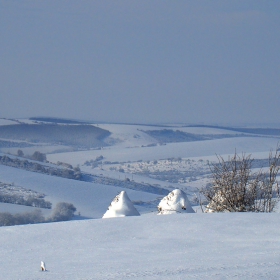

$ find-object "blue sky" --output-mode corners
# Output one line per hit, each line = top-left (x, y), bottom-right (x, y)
(1, 1), (279, 125)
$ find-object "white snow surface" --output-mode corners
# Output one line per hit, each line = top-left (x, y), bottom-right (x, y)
(1, 213), (280, 279)
(103, 191), (140, 218)
(158, 189), (194, 214)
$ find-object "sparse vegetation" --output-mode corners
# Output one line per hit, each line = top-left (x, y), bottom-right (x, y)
(31, 151), (46, 162)
(0, 202), (77, 226)
(0, 193), (52, 209)
(0, 209), (45, 226)
(0, 182), (52, 209)
(17, 149), (24, 157)
(47, 202), (76, 222)
(84, 155), (104, 168)
(202, 147), (280, 213)
(103, 158), (211, 184)
(0, 155), (82, 180)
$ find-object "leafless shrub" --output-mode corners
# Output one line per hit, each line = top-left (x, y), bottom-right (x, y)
(202, 146), (280, 213)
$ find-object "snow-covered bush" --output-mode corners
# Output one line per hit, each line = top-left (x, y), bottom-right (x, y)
(102, 191), (140, 218)
(0, 209), (44, 226)
(49, 202), (76, 222)
(157, 189), (194, 214)
(204, 190), (229, 213)
(0, 202), (77, 226)
(202, 148), (280, 213)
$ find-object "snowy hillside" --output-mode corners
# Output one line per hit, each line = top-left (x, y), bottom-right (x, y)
(0, 213), (279, 279)
(0, 119), (280, 278)
(0, 119), (280, 217)
(0, 165), (158, 218)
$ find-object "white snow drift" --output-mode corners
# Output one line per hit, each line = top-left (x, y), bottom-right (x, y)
(158, 189), (194, 214)
(102, 191), (140, 218)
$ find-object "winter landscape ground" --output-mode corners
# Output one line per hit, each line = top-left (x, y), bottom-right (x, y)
(0, 118), (280, 279)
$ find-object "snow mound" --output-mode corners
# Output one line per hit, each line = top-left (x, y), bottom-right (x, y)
(158, 189), (194, 214)
(102, 191), (140, 218)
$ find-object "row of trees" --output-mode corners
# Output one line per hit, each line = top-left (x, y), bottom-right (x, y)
(17, 150), (46, 162)
(202, 146), (280, 213)
(0, 155), (82, 180)
(0, 202), (76, 226)
(0, 193), (52, 209)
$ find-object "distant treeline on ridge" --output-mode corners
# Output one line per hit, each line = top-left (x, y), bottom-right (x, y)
(0, 123), (110, 148)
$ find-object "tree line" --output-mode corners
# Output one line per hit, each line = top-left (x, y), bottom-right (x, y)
(0, 154), (82, 180)
(0, 202), (76, 226)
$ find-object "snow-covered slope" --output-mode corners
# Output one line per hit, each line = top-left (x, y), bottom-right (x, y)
(47, 136), (280, 167)
(0, 213), (279, 279)
(0, 121), (280, 278)
(1, 122), (280, 218)
(0, 165), (158, 218)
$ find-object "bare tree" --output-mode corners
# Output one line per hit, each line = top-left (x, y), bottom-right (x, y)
(202, 146), (280, 213)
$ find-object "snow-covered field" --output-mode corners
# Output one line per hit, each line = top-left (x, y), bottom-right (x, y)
(0, 119), (280, 279)
(47, 136), (279, 166)
(1, 213), (280, 279)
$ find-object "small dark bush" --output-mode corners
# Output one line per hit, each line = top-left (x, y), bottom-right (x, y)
(31, 151), (46, 162)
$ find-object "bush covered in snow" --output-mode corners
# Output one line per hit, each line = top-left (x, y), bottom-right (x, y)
(48, 202), (77, 222)
(0, 202), (77, 226)
(102, 191), (140, 218)
(0, 209), (45, 226)
(0, 182), (52, 209)
(202, 148), (280, 213)
(158, 189), (194, 214)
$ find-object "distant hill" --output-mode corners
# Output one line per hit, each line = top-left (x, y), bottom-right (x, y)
(29, 117), (92, 124)
(186, 125), (280, 136)
(142, 129), (205, 143)
(0, 124), (110, 148)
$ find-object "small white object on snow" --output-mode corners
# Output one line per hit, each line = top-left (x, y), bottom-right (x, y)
(158, 189), (194, 214)
(41, 261), (46, 271)
(102, 191), (140, 218)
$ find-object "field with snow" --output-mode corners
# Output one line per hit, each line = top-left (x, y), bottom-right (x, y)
(0, 118), (280, 279)
(1, 213), (280, 279)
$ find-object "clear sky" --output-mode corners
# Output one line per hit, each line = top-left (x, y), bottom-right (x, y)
(1, 1), (279, 125)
